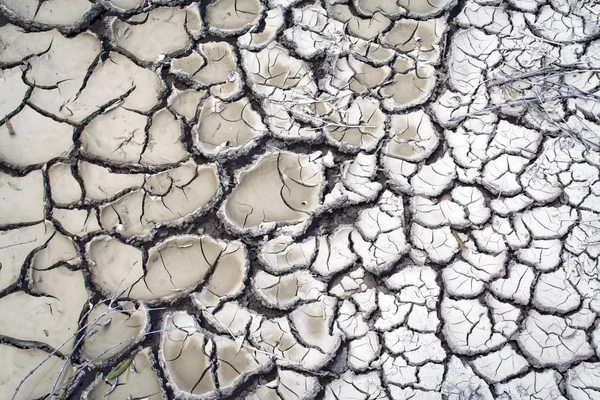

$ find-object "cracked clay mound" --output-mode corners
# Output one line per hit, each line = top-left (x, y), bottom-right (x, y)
(2, 0), (600, 399)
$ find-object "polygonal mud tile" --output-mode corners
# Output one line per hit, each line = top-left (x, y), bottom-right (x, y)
(110, 6), (200, 63)
(0, 343), (74, 400)
(0, 266), (88, 354)
(83, 348), (165, 400)
(81, 301), (149, 365)
(220, 151), (324, 236)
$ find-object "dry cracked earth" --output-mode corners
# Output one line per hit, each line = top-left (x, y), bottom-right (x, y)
(1, 0), (600, 399)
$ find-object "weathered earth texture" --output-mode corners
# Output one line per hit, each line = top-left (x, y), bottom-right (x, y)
(1, 0), (600, 399)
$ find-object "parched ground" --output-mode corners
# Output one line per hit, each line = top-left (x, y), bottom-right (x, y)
(1, 0), (600, 399)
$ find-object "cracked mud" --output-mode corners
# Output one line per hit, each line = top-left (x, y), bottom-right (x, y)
(1, 0), (600, 399)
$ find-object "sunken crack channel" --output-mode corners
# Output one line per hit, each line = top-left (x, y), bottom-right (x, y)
(1, 0), (600, 399)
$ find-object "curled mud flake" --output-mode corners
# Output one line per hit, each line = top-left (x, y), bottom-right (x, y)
(213, 334), (272, 397)
(329, 5), (391, 41)
(247, 368), (321, 400)
(533, 269), (582, 314)
(167, 88), (207, 121)
(385, 265), (440, 310)
(86, 235), (144, 297)
(324, 152), (382, 207)
(441, 298), (508, 355)
(324, 371), (387, 400)
(142, 109), (189, 166)
(83, 107), (188, 166)
(379, 56), (436, 112)
(0, 170), (45, 227)
(0, 0), (98, 29)
(84, 348), (164, 400)
(489, 262), (534, 305)
(325, 56), (392, 94)
(442, 355), (493, 400)
(490, 193), (533, 217)
(487, 120), (542, 160)
(160, 312), (216, 397)
(253, 270), (325, 310)
(78, 161), (144, 202)
(443, 259), (499, 299)
(205, 0), (263, 35)
(31, 229), (78, 271)
(249, 316), (332, 370)
(203, 302), (254, 337)
(448, 28), (500, 96)
(566, 210), (600, 258)
(410, 196), (469, 228)
(193, 96), (266, 158)
(242, 42), (317, 97)
(98, 0), (144, 12)
(375, 292), (412, 332)
(324, 97), (386, 152)
(399, 0), (455, 16)
(456, 2), (512, 33)
(568, 308), (597, 331)
(405, 306), (439, 333)
(260, 235), (316, 274)
(283, 6), (349, 59)
(0, 266), (88, 354)
(352, 191), (409, 275)
(352, 0), (406, 18)
(383, 110), (439, 164)
(595, 326), (600, 357)
(221, 152), (323, 235)
(496, 370), (566, 400)
(381, 18), (446, 64)
(519, 205), (577, 239)
(518, 311), (594, 370)
(290, 297), (340, 352)
(452, 186), (491, 225)
(0, 221), (54, 291)
(350, 38), (395, 65)
(111, 7), (196, 63)
(0, 66), (29, 118)
(480, 154), (529, 196)
(384, 326), (446, 365)
(335, 298), (369, 339)
(1, 106), (73, 167)
(311, 225), (357, 277)
(81, 301), (149, 365)
(100, 162), (220, 237)
(567, 362), (600, 399)
(410, 223), (459, 264)
(413, 363), (444, 391)
(329, 267), (373, 300)
(238, 7), (284, 51)
(48, 163), (82, 206)
(37, 52), (160, 123)
(471, 345), (529, 384)
(89, 235), (244, 303)
(409, 152), (457, 196)
(381, 352), (417, 386)
(172, 42), (242, 100)
(0, 344), (74, 400)
(191, 241), (248, 309)
(526, 4), (600, 43)
(348, 331), (380, 371)
(52, 207), (102, 237)
(389, 386), (442, 399)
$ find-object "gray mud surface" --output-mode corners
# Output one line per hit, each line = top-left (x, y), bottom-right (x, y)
(1, 0), (600, 399)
